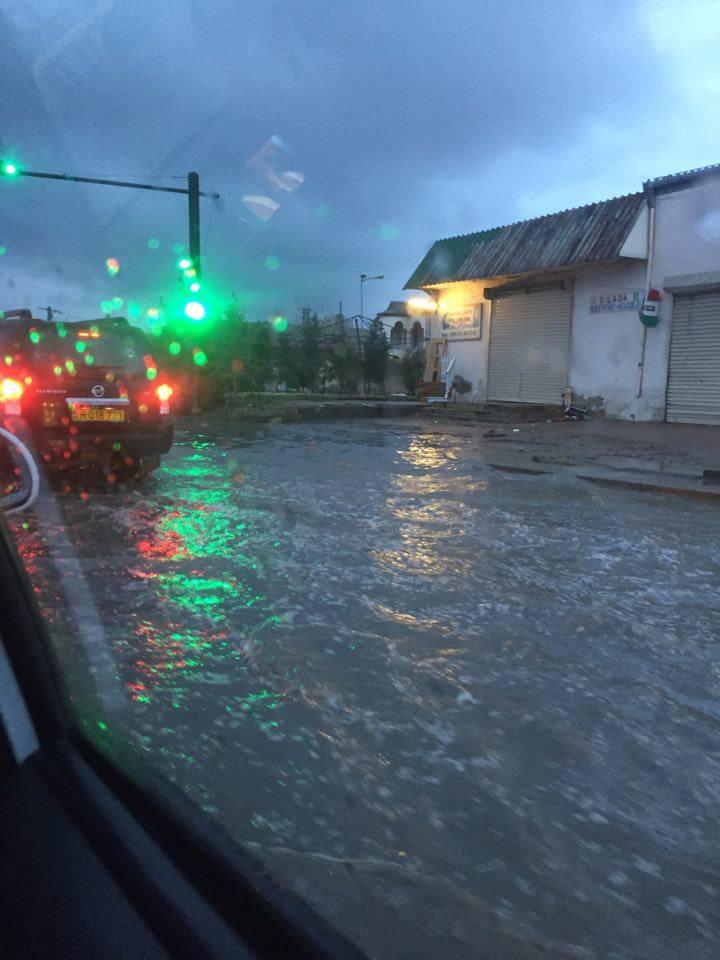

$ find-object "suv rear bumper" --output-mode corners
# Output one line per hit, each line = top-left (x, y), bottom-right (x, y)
(34, 422), (174, 460)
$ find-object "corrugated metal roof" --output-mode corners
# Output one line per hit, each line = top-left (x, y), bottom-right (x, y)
(405, 192), (645, 289)
(646, 161), (720, 192)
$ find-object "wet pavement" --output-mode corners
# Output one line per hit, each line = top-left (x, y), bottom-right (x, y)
(9, 418), (720, 959)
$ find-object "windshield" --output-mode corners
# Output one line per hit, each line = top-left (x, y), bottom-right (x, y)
(2, 3), (720, 958)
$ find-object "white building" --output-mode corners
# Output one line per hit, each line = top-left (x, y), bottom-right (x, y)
(405, 164), (720, 423)
(376, 301), (425, 359)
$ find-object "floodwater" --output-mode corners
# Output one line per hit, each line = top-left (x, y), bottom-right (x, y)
(10, 419), (720, 959)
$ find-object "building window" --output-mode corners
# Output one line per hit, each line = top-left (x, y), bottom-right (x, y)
(410, 320), (423, 350)
(390, 321), (407, 347)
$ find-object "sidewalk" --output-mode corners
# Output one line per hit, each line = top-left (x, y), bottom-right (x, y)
(475, 419), (720, 499)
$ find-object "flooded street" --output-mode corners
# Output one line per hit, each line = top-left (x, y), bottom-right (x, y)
(11, 418), (720, 959)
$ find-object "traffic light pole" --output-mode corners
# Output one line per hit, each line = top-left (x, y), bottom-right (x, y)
(2, 167), (217, 276)
(187, 172), (201, 278)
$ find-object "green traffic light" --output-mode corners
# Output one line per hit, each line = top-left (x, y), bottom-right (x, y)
(2, 161), (19, 177)
(184, 300), (206, 321)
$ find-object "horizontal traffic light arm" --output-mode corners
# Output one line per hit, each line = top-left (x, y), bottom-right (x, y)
(3, 167), (219, 199)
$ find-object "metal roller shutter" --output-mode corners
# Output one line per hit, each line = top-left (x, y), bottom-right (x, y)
(487, 289), (571, 404)
(666, 291), (720, 424)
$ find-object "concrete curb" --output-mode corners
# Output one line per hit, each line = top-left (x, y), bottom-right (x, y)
(576, 473), (720, 501)
(483, 456), (720, 501)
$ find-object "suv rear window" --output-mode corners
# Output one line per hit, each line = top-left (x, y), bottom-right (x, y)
(30, 325), (151, 373)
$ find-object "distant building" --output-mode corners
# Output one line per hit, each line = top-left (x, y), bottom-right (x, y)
(406, 163), (720, 423)
(376, 301), (426, 359)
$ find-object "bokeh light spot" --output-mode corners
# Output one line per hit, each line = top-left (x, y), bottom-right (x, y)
(193, 350), (208, 367)
(168, 341), (181, 356)
(105, 257), (120, 276)
(272, 315), (288, 333)
(264, 254), (280, 271)
(380, 223), (399, 241)
(111, 297), (123, 310)
(100, 300), (112, 314)
(147, 237), (160, 250)
(184, 301), (206, 321)
(315, 203), (330, 219)
(128, 301), (140, 319)
(29, 330), (41, 344)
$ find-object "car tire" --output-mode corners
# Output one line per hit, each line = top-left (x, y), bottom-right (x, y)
(137, 454), (161, 477)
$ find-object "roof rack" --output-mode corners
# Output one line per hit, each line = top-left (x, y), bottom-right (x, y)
(0, 309), (34, 324)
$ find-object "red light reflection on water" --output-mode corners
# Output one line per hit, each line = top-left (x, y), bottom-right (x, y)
(137, 529), (189, 561)
(125, 618), (232, 705)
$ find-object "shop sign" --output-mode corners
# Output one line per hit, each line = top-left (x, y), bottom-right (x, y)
(440, 305), (482, 340)
(590, 291), (642, 313)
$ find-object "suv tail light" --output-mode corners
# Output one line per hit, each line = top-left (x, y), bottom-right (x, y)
(156, 383), (173, 415)
(1, 378), (24, 415)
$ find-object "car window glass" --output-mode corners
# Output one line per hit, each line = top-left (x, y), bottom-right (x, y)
(2, 3), (720, 959)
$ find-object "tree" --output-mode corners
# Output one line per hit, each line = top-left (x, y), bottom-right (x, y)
(295, 312), (323, 391)
(399, 348), (426, 395)
(246, 321), (275, 391)
(149, 298), (251, 410)
(328, 327), (361, 393)
(274, 325), (299, 390)
(362, 317), (389, 393)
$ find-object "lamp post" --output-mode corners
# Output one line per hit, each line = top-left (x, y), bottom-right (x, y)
(359, 273), (384, 320)
(356, 273), (384, 396)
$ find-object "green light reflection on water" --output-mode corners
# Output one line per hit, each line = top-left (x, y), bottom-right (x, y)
(124, 442), (287, 727)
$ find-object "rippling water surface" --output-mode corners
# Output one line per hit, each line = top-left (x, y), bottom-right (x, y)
(11, 419), (720, 959)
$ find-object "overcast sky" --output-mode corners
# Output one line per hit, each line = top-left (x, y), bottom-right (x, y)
(1, 0), (719, 325)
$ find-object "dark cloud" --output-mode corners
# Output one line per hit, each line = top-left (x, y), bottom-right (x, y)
(0, 0), (712, 321)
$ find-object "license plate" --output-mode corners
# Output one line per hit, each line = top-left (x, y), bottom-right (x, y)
(71, 405), (125, 423)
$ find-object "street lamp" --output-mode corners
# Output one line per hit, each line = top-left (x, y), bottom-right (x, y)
(360, 273), (384, 320)
(407, 296), (436, 313)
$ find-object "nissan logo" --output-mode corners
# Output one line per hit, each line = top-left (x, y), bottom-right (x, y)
(91, 384), (105, 398)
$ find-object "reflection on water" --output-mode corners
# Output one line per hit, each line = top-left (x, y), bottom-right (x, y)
(373, 435), (485, 579)
(9, 419), (720, 960)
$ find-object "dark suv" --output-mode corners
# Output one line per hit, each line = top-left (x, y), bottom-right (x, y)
(0, 309), (174, 477)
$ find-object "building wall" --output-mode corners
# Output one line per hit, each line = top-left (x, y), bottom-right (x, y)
(420, 174), (720, 419)
(568, 259), (648, 418)
(579, 176), (720, 420)
(425, 279), (494, 399)
(642, 176), (720, 418)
